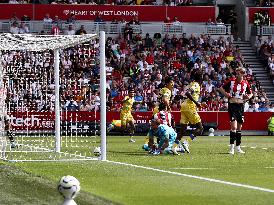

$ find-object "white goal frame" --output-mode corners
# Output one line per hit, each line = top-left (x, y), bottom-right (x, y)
(0, 32), (107, 161)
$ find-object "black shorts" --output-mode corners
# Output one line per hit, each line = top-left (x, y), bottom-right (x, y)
(228, 103), (244, 123)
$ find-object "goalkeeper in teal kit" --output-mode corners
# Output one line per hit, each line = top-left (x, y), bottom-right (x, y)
(147, 119), (183, 155)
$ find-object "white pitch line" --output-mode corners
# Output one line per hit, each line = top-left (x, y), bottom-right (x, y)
(171, 167), (214, 170)
(106, 160), (274, 193)
(265, 167), (274, 169)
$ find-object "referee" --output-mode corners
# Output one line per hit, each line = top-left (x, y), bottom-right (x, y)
(219, 67), (253, 154)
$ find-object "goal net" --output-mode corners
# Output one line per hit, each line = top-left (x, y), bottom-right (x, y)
(0, 33), (106, 162)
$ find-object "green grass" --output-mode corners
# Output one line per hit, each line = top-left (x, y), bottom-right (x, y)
(1, 135), (274, 205)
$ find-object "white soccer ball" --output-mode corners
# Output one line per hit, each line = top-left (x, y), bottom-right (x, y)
(209, 128), (214, 133)
(93, 146), (101, 156)
(208, 128), (215, 136)
(58, 175), (80, 199)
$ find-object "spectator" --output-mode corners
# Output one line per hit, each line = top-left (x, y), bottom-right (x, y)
(67, 14), (77, 24)
(10, 22), (19, 34)
(10, 12), (19, 23)
(128, 16), (140, 25)
(206, 18), (215, 25)
(9, 0), (19, 3)
(172, 16), (181, 26)
(143, 33), (153, 49)
(64, 96), (79, 111)
(75, 25), (87, 35)
(95, 14), (105, 23)
(123, 23), (133, 42)
(52, 15), (62, 27)
(134, 90), (144, 102)
(66, 24), (76, 35)
(18, 22), (29, 34)
(51, 24), (60, 35)
(21, 15), (31, 22)
(43, 13), (53, 24)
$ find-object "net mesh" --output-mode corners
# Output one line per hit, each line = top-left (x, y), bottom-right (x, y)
(0, 34), (101, 162)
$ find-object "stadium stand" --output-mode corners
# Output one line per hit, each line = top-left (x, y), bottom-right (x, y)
(0, 1), (273, 113)
(1, 30), (272, 113)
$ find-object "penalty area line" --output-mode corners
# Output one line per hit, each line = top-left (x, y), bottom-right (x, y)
(106, 160), (274, 193)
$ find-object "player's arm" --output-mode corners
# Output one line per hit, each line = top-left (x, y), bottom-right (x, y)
(243, 83), (253, 100)
(147, 130), (157, 150)
(122, 96), (130, 104)
(218, 87), (232, 99)
(159, 137), (169, 151)
(185, 89), (201, 108)
(218, 79), (232, 99)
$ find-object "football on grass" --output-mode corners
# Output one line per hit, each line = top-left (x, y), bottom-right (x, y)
(58, 175), (80, 199)
(93, 146), (101, 156)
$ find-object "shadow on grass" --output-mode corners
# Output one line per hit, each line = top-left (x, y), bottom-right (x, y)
(109, 150), (146, 156)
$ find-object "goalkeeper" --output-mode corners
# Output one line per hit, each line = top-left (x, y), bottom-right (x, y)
(147, 119), (184, 155)
(4, 116), (17, 148)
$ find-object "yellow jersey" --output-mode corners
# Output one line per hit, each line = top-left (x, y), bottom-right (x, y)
(158, 87), (172, 102)
(121, 96), (134, 113)
(185, 81), (200, 106)
(152, 87), (172, 116)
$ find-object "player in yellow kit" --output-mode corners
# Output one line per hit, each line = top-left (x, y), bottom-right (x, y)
(173, 71), (204, 153)
(152, 77), (174, 115)
(180, 71), (203, 140)
(120, 89), (136, 142)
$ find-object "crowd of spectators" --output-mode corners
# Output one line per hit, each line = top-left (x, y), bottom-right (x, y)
(2, 25), (273, 113)
(255, 35), (274, 85)
(255, 0), (274, 7)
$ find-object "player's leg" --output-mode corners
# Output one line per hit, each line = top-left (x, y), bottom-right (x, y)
(120, 113), (127, 136)
(167, 132), (185, 155)
(7, 130), (17, 148)
(235, 105), (245, 154)
(173, 104), (190, 153)
(188, 107), (203, 140)
(228, 104), (237, 154)
(235, 123), (244, 153)
(179, 123), (190, 153)
(229, 119), (237, 155)
(192, 121), (203, 138)
(127, 114), (135, 143)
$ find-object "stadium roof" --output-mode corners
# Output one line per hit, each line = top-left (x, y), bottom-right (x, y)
(0, 33), (97, 52)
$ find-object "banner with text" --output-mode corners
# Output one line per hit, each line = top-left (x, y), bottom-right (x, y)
(0, 4), (215, 22)
(9, 111), (273, 131)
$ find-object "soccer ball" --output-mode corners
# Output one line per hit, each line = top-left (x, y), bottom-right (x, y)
(58, 175), (80, 199)
(208, 128), (215, 136)
(93, 146), (101, 156)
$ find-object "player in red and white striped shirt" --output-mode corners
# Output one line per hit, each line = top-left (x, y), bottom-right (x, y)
(153, 103), (173, 127)
(219, 67), (253, 155)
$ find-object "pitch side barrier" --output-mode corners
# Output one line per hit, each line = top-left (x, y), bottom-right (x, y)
(9, 111), (273, 133)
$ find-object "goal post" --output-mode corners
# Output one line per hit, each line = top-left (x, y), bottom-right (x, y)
(0, 32), (106, 162)
(99, 31), (106, 161)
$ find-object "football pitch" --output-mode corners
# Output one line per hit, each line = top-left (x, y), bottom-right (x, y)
(1, 135), (274, 205)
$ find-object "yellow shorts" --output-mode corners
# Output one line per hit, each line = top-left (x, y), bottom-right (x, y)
(120, 112), (134, 126)
(180, 102), (201, 125)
